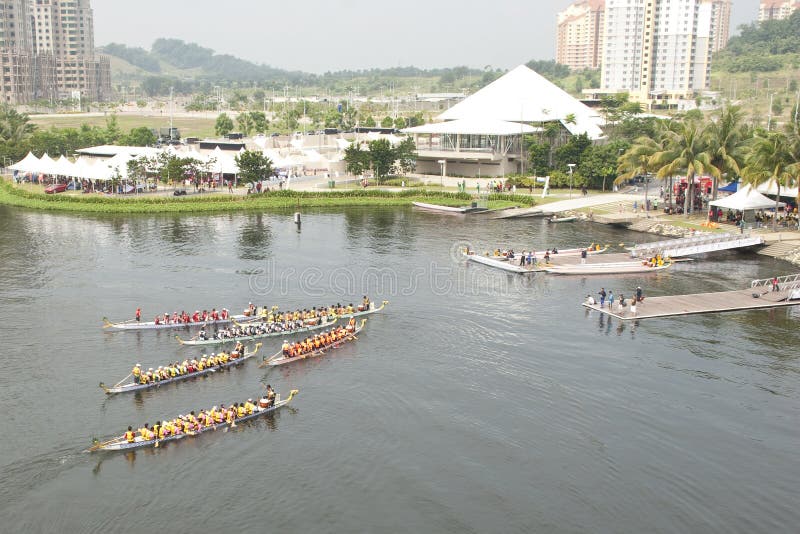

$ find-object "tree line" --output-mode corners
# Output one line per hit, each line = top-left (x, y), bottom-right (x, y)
(0, 108), (156, 163)
(616, 105), (800, 230)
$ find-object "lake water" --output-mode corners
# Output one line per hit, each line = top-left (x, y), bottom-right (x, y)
(0, 205), (798, 533)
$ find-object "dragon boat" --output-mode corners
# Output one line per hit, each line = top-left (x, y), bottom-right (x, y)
(260, 319), (366, 367)
(86, 390), (298, 452)
(176, 300), (387, 347)
(99, 343), (262, 394)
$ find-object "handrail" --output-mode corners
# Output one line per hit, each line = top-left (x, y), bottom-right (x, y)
(633, 233), (762, 257)
(751, 273), (800, 288)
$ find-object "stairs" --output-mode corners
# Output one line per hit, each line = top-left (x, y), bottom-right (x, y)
(757, 241), (800, 259)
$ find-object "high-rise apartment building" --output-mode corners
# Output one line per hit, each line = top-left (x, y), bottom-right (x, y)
(758, 0), (800, 21)
(600, 0), (732, 106)
(0, 0), (109, 104)
(556, 0), (606, 70)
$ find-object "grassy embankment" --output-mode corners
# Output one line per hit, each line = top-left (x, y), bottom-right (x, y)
(28, 114), (218, 139)
(0, 180), (531, 214)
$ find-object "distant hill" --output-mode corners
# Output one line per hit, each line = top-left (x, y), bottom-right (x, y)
(715, 10), (800, 72)
(99, 38), (582, 97)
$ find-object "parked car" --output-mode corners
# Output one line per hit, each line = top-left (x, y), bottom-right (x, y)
(44, 183), (67, 194)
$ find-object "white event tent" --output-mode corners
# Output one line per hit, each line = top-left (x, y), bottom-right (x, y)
(9, 152), (40, 173)
(709, 184), (785, 211)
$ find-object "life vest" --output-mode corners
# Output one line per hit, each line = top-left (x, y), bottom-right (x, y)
(237, 405), (246, 417)
(125, 431), (135, 442)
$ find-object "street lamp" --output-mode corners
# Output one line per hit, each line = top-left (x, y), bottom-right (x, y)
(438, 159), (446, 189)
(567, 163), (576, 199)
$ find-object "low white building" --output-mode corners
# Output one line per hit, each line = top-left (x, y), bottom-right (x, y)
(402, 65), (604, 178)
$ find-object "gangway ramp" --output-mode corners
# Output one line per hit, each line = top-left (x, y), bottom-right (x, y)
(631, 233), (763, 258)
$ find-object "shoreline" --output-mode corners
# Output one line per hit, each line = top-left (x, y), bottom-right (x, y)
(0, 180), (532, 214)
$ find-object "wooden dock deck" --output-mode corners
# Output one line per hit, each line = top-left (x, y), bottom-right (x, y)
(582, 286), (800, 320)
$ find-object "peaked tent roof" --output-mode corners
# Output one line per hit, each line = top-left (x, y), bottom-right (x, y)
(403, 118), (538, 136)
(437, 64), (604, 140)
(10, 152), (40, 172)
(709, 184), (784, 210)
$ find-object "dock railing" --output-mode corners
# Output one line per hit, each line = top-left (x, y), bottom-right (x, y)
(751, 274), (800, 290)
(632, 232), (762, 258)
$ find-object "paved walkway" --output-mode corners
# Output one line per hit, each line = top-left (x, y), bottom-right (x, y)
(494, 192), (654, 218)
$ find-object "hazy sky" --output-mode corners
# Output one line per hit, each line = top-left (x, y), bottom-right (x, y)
(93, 0), (762, 73)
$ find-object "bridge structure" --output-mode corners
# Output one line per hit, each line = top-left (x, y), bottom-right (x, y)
(630, 233), (764, 258)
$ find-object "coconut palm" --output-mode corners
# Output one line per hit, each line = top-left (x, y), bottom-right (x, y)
(705, 105), (747, 200)
(653, 120), (719, 216)
(616, 136), (663, 212)
(741, 129), (798, 231)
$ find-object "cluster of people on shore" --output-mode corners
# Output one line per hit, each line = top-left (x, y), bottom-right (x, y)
(132, 342), (246, 384)
(277, 320), (358, 361)
(121, 385), (278, 443)
(146, 308), (230, 325)
(586, 287), (645, 315)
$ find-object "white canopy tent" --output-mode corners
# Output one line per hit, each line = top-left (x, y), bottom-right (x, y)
(756, 181), (799, 198)
(9, 152), (40, 173)
(709, 184), (785, 211)
(54, 155), (76, 177)
(37, 153), (58, 175)
(210, 146), (239, 175)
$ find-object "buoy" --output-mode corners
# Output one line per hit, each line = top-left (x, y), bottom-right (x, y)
(294, 212), (301, 224)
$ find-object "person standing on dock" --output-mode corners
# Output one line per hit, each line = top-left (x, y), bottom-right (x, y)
(636, 287), (643, 302)
(135, 308), (141, 322)
(772, 277), (780, 292)
(598, 288), (606, 307)
(608, 290), (614, 310)
(580, 249), (587, 264)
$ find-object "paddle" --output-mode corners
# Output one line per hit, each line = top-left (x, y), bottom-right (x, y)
(86, 436), (122, 452)
(112, 373), (132, 388)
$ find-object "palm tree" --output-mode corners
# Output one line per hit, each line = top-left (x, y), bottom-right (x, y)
(653, 120), (719, 216)
(741, 130), (798, 231)
(784, 120), (800, 209)
(705, 105), (746, 200)
(616, 136), (662, 211)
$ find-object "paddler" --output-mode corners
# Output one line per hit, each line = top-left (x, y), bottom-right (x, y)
(282, 340), (290, 356)
(132, 363), (141, 384)
(124, 426), (136, 443)
(266, 385), (276, 406)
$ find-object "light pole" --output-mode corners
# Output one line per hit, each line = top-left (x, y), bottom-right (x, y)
(567, 163), (575, 199)
(438, 159), (446, 189)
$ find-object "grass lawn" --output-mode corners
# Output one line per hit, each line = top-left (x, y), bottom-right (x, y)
(28, 114), (218, 138)
(0, 179), (532, 214)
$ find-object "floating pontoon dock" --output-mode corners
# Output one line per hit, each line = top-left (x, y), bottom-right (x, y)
(582, 274), (800, 320)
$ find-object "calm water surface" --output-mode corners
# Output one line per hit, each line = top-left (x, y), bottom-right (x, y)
(0, 205), (797, 533)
